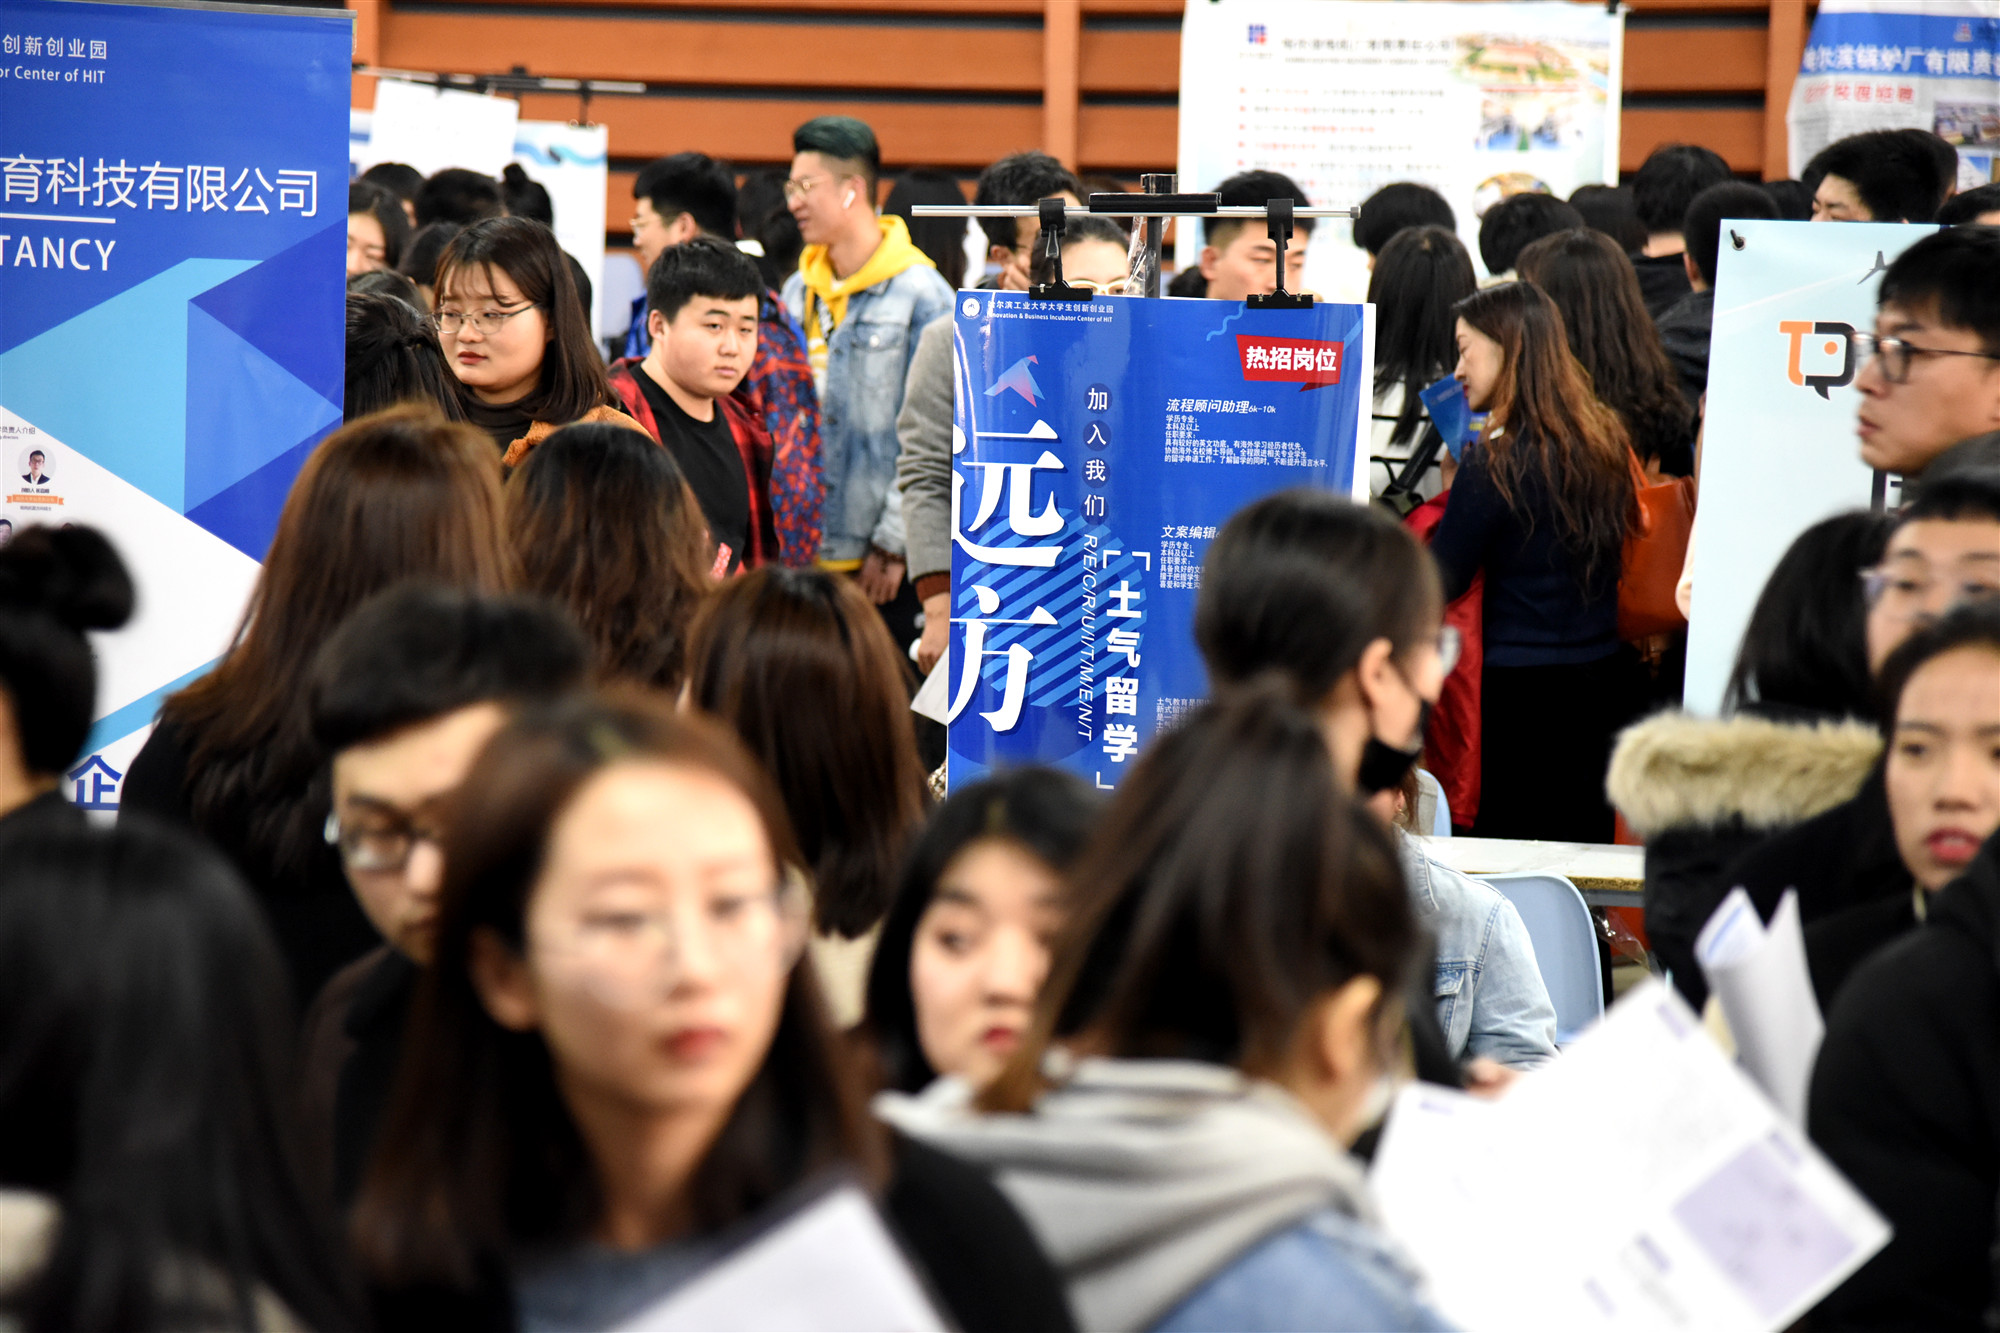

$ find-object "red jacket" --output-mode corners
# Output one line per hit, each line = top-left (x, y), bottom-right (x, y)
(606, 359), (778, 571)
(1408, 491), (1482, 829)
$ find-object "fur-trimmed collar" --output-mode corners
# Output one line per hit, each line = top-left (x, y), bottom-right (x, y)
(1607, 711), (1881, 839)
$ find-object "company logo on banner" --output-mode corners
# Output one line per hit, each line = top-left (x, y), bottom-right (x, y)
(1685, 220), (1935, 714)
(0, 0), (350, 807)
(946, 294), (1371, 791)
(1779, 322), (1861, 398)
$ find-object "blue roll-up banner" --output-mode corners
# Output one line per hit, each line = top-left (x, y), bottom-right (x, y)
(946, 292), (1371, 791)
(0, 0), (351, 810)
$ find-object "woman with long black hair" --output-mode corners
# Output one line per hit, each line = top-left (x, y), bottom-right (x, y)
(351, 695), (1069, 1332)
(0, 820), (363, 1331)
(880, 688), (1448, 1332)
(1515, 227), (1696, 476)
(1366, 225), (1476, 499)
(1431, 281), (1638, 841)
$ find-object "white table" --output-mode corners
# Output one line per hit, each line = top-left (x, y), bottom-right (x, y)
(1415, 836), (1644, 907)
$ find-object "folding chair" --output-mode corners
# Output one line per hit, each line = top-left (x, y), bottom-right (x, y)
(1476, 873), (1605, 1047)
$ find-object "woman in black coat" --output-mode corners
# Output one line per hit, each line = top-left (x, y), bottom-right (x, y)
(1809, 826), (2000, 1330)
(1608, 513), (1887, 1010)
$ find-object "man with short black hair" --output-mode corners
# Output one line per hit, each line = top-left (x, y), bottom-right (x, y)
(608, 237), (768, 575)
(361, 161), (423, 226)
(1629, 143), (1733, 317)
(414, 167), (503, 227)
(622, 152), (741, 358)
(1197, 168), (1314, 300)
(299, 584), (589, 1204)
(1353, 181), (1456, 268)
(1476, 192), (1583, 282)
(783, 116), (953, 632)
(1937, 182), (2000, 227)
(620, 152), (823, 566)
(1806, 129), (1952, 223)
(1854, 227), (2000, 478)
(974, 151), (1083, 292)
(1656, 181), (1780, 404)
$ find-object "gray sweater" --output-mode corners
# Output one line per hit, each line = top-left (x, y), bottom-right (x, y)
(894, 317), (956, 592)
(876, 1059), (1399, 1333)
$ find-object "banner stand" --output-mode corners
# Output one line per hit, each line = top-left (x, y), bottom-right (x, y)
(912, 196), (1373, 792)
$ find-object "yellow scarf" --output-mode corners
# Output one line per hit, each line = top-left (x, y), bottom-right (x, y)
(797, 215), (935, 390)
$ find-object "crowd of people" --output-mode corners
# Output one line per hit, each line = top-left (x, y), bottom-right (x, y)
(0, 112), (1998, 1330)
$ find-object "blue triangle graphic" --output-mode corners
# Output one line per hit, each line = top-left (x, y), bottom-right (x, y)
(185, 425), (330, 562)
(189, 221), (347, 406)
(183, 306), (341, 513)
(0, 259), (254, 512)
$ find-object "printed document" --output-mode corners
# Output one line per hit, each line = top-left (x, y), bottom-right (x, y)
(611, 1184), (947, 1331)
(1696, 888), (1824, 1126)
(1371, 980), (1887, 1331)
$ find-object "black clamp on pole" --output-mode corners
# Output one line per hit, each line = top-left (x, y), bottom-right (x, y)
(1028, 196), (1094, 302)
(1245, 197), (1314, 310)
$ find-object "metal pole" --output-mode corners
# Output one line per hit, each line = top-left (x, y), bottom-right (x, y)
(1132, 173), (1175, 300)
(908, 204), (1360, 219)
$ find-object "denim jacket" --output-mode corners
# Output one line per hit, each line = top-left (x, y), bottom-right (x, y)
(1398, 832), (1559, 1068)
(783, 265), (953, 562)
(1152, 1207), (1455, 1333)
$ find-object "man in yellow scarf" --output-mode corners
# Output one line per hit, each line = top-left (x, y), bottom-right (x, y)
(781, 116), (955, 642)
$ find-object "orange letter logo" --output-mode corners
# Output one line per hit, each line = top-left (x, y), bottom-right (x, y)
(1778, 320), (1857, 399)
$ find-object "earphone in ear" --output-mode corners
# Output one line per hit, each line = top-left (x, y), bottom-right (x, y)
(844, 188), (856, 208)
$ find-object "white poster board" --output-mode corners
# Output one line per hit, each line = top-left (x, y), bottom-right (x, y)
(1176, 0), (1624, 299)
(366, 79), (520, 179)
(1683, 219), (1935, 713)
(1788, 0), (2000, 188)
(350, 108), (609, 336)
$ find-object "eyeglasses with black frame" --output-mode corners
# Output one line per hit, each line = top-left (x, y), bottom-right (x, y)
(323, 808), (446, 876)
(1853, 332), (2000, 385)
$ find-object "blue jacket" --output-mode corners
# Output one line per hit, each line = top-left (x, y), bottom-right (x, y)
(1153, 1208), (1455, 1333)
(1399, 833), (1560, 1068)
(783, 264), (954, 562)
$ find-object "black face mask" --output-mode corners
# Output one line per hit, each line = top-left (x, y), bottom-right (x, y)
(1357, 699), (1432, 796)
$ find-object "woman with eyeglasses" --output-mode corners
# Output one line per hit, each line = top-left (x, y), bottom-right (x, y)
(1194, 490), (1557, 1075)
(350, 695), (1073, 1332)
(1717, 471), (2000, 1013)
(1027, 215), (1133, 296)
(1430, 281), (1640, 842)
(431, 217), (629, 462)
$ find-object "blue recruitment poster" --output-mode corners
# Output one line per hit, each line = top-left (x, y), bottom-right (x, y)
(946, 292), (1371, 790)
(1787, 0), (2000, 184)
(0, 0), (351, 809)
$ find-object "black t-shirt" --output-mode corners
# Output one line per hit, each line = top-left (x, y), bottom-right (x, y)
(635, 366), (750, 575)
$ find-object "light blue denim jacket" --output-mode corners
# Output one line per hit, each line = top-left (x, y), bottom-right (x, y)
(1153, 1207), (1455, 1333)
(1398, 832), (1559, 1069)
(783, 265), (954, 562)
